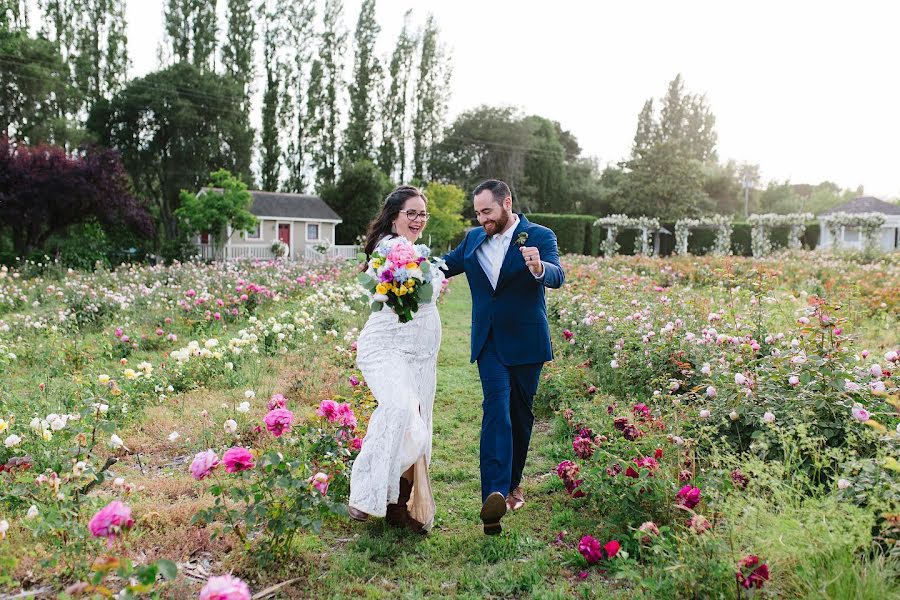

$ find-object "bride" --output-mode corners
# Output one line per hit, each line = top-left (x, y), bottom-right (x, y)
(347, 185), (443, 533)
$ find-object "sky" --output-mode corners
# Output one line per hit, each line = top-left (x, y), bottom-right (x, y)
(122, 0), (900, 198)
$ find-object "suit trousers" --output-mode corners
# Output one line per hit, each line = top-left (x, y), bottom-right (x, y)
(476, 330), (543, 503)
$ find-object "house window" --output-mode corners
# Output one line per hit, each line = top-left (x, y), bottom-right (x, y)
(245, 223), (261, 239)
(306, 223), (320, 241)
(200, 232), (209, 244)
(843, 227), (860, 244)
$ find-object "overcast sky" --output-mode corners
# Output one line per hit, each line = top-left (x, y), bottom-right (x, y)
(123, 0), (900, 198)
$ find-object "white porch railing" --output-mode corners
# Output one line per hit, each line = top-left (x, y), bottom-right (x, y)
(303, 245), (360, 262)
(197, 244), (359, 262)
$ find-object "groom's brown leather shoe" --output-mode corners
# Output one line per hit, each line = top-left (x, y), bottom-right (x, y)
(506, 486), (525, 511)
(480, 492), (507, 535)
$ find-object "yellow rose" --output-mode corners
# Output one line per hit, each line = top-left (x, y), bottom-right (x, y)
(42, 429), (53, 442)
(397, 286), (407, 296)
(123, 369), (136, 380)
(98, 374), (110, 385)
(406, 262), (417, 270)
(375, 283), (389, 295)
(0, 419), (7, 434)
(405, 280), (415, 288)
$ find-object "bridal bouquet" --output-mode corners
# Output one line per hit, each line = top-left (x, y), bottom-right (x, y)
(357, 237), (442, 323)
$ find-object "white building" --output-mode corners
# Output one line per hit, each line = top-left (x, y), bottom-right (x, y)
(194, 189), (357, 261)
(818, 196), (900, 251)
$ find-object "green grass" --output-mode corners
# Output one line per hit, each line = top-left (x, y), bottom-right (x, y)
(301, 278), (620, 599)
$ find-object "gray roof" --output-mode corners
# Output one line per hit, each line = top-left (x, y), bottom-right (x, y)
(819, 196), (900, 216)
(199, 188), (342, 221)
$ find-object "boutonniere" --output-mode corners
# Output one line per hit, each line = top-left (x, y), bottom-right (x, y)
(515, 232), (529, 246)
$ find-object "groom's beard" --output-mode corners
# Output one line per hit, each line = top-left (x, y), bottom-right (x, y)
(482, 210), (510, 237)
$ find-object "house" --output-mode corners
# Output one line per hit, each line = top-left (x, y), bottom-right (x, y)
(818, 196), (900, 252)
(195, 189), (357, 261)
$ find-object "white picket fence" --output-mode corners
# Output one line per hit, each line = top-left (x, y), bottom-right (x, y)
(197, 244), (359, 262)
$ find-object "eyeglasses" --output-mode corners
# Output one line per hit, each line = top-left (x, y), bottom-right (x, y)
(402, 210), (430, 221)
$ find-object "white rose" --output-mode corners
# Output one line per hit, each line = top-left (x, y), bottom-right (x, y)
(223, 419), (238, 434)
(729, 411), (739, 421)
(4, 434), (22, 448)
(837, 478), (851, 490)
(26, 505), (39, 519)
(244, 390), (255, 399)
(109, 434), (124, 449)
(168, 431), (180, 442)
(0, 519), (8, 539)
(762, 411), (776, 424)
(699, 409), (711, 419)
(236, 402), (251, 414)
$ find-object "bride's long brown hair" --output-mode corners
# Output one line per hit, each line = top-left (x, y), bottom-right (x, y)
(361, 185), (427, 258)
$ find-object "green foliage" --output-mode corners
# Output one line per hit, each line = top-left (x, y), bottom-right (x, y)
(378, 10), (415, 181)
(343, 0), (380, 164)
(524, 116), (569, 212)
(528, 213), (604, 255)
(321, 160), (392, 245)
(175, 169), (258, 257)
(422, 182), (466, 252)
(412, 14), (449, 182)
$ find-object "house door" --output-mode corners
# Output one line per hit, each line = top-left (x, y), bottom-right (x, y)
(278, 224), (291, 254)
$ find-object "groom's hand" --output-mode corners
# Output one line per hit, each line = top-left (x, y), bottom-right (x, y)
(519, 246), (544, 276)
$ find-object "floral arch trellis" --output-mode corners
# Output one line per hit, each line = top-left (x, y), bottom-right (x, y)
(673, 215), (733, 256)
(821, 212), (886, 251)
(593, 215), (662, 257)
(746, 213), (814, 257)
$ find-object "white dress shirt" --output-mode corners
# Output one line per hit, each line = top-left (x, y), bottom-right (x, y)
(476, 214), (518, 289)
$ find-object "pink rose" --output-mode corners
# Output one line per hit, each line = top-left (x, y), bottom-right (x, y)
(309, 472), (329, 495)
(190, 449), (219, 480)
(316, 400), (339, 422)
(199, 574), (251, 600)
(676, 485), (701, 509)
(88, 500), (134, 546)
(267, 394), (287, 410)
(603, 539), (620, 559)
(222, 447), (254, 473)
(337, 403), (357, 430)
(572, 436), (593, 459)
(264, 408), (294, 437)
(350, 437), (363, 451)
(349, 375), (360, 387)
(736, 555), (769, 590)
(578, 535), (603, 564)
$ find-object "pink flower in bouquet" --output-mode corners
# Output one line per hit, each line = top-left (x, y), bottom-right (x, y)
(736, 555), (769, 589)
(190, 450), (220, 480)
(199, 574), (251, 600)
(578, 535), (603, 564)
(316, 399), (339, 422)
(222, 447), (254, 473)
(676, 485), (701, 509)
(386, 242), (418, 267)
(88, 500), (134, 546)
(264, 408), (294, 437)
(337, 403), (357, 430)
(309, 472), (329, 495)
(603, 540), (620, 559)
(267, 394), (287, 410)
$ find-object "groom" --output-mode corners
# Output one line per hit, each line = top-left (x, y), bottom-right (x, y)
(442, 179), (565, 535)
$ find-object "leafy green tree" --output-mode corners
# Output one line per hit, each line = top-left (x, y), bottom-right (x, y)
(378, 9), (415, 180)
(308, 0), (346, 189)
(0, 29), (69, 143)
(806, 182), (855, 215)
(422, 182), (466, 252)
(176, 169), (258, 258)
(280, 0), (316, 193)
(344, 0), (380, 164)
(702, 160), (742, 215)
(1, 0), (30, 29)
(89, 62), (250, 241)
(568, 157), (610, 216)
(320, 160), (392, 244)
(164, 0), (217, 70)
(523, 116), (568, 212)
(758, 180), (802, 214)
(616, 141), (712, 220)
(412, 14), (450, 182)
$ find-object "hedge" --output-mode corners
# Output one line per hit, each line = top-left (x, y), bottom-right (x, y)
(526, 214), (822, 257)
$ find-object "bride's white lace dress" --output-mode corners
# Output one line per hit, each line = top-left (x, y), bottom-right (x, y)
(348, 265), (444, 531)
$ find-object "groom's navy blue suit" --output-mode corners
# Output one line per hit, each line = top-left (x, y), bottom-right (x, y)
(442, 214), (565, 502)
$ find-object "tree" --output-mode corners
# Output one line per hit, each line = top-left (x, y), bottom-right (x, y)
(1, 1), (30, 30)
(616, 141), (712, 220)
(89, 63), (250, 241)
(568, 157), (610, 216)
(259, 24), (282, 191)
(422, 182), (466, 252)
(164, 0), (218, 70)
(412, 14), (450, 182)
(175, 169), (257, 258)
(0, 29), (69, 143)
(378, 10), (415, 180)
(279, 0), (317, 193)
(523, 116), (568, 212)
(307, 0), (346, 189)
(343, 0), (380, 164)
(222, 0), (255, 110)
(320, 160), (392, 244)
(702, 160), (742, 215)
(432, 105), (533, 205)
(0, 136), (154, 257)
(758, 180), (802, 214)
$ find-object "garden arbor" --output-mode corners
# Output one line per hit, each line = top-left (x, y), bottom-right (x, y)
(747, 213), (813, 257)
(594, 215), (662, 257)
(821, 212), (886, 252)
(673, 215), (733, 255)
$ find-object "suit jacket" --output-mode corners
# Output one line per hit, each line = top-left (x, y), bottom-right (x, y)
(442, 214), (565, 365)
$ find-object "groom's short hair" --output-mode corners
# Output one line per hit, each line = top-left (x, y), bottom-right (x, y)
(473, 179), (511, 205)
